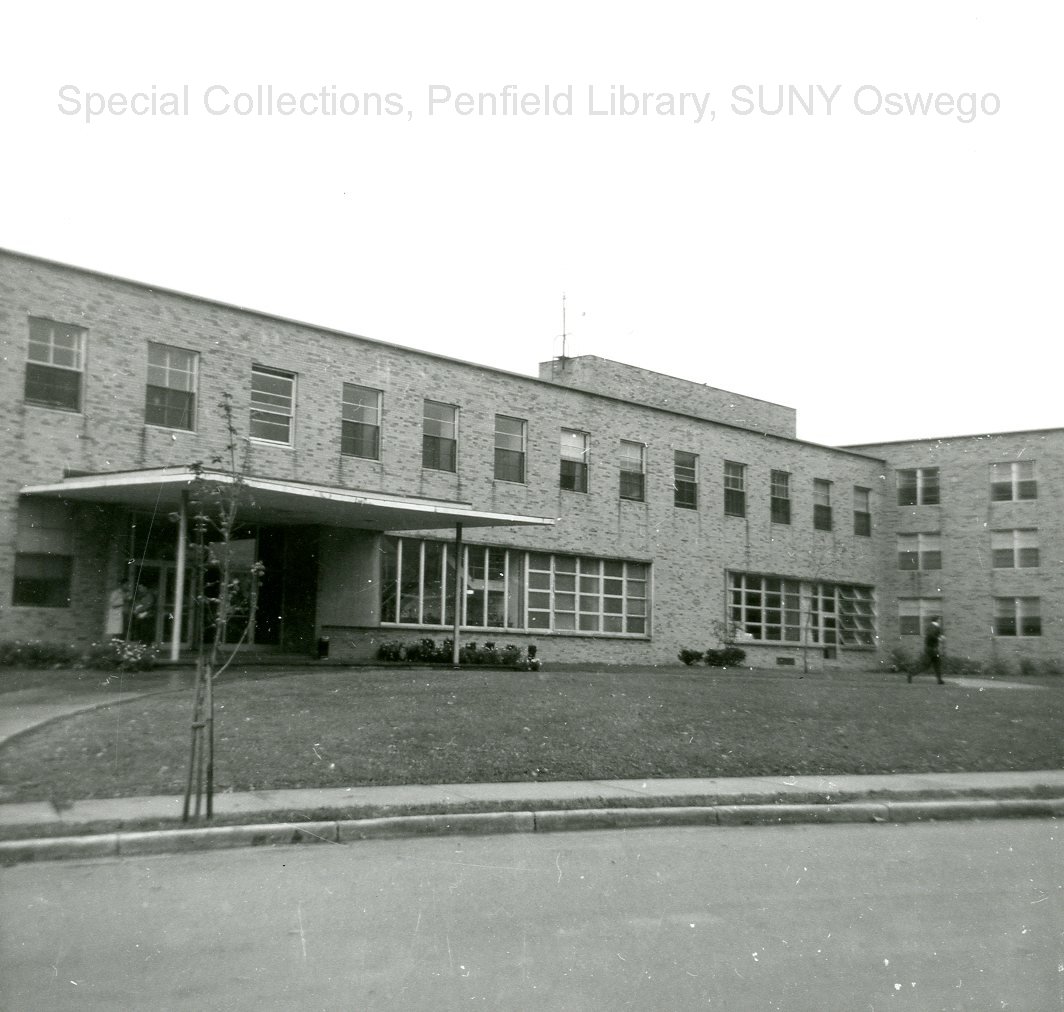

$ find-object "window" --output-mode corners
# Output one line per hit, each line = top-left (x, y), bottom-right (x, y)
(24, 317), (86, 411)
(728, 572), (875, 648)
(494, 415), (526, 483)
(674, 451), (698, 509)
(527, 554), (648, 634)
(619, 441), (645, 501)
(990, 461), (1037, 502)
(897, 533), (942, 571)
(897, 467), (940, 506)
(145, 342), (197, 430)
(250, 365), (295, 444)
(11, 500), (74, 607)
(853, 487), (871, 536)
(898, 598), (942, 636)
(560, 428), (589, 493)
(380, 537), (649, 635)
(813, 479), (832, 531)
(724, 461), (746, 517)
(991, 529), (1039, 569)
(422, 400), (457, 471)
(770, 470), (791, 525)
(341, 383), (382, 459)
(993, 597), (1041, 637)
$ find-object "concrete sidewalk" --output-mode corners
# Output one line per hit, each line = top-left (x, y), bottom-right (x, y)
(2, 771), (1062, 865)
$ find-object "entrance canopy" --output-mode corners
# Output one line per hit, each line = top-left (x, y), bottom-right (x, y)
(20, 466), (558, 532)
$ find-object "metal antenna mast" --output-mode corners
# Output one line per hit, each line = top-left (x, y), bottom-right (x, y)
(561, 292), (567, 359)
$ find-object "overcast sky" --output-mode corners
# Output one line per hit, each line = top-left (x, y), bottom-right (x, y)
(2, 2), (1060, 447)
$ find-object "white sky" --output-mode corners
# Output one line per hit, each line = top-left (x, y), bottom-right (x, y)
(2, 2), (1060, 446)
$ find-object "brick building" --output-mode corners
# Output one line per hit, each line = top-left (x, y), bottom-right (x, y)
(1, 248), (1060, 672)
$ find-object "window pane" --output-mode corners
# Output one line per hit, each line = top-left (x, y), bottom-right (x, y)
(25, 363), (81, 410)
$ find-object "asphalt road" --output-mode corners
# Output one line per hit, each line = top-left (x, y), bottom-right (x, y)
(1, 819), (1060, 1010)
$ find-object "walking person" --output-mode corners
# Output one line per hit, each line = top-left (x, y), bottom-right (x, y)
(909, 619), (945, 684)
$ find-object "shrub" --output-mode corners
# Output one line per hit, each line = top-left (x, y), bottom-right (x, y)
(80, 638), (158, 672)
(376, 640), (405, 662)
(678, 648), (704, 667)
(0, 640), (80, 668)
(705, 646), (746, 668)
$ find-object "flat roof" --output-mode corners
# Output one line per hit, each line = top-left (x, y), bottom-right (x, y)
(20, 467), (557, 532)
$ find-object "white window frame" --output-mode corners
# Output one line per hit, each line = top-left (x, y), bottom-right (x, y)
(146, 342), (198, 431)
(25, 317), (87, 412)
(897, 533), (942, 571)
(990, 461), (1037, 502)
(991, 529), (1039, 569)
(341, 383), (383, 460)
(250, 365), (296, 445)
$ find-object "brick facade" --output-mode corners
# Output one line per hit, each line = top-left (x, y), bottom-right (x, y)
(2, 248), (1060, 672)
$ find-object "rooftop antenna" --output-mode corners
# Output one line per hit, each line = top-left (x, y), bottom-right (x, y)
(561, 292), (568, 360)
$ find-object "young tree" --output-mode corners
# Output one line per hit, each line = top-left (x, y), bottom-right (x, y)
(182, 394), (264, 822)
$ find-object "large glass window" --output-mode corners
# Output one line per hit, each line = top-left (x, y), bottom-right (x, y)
(250, 365), (295, 444)
(619, 441), (645, 501)
(897, 533), (942, 570)
(560, 428), (589, 493)
(423, 400), (457, 471)
(770, 470), (791, 525)
(11, 500), (74, 607)
(724, 461), (746, 517)
(674, 451), (698, 509)
(728, 572), (875, 648)
(341, 383), (382, 459)
(494, 415), (526, 483)
(381, 537), (648, 635)
(25, 317), (86, 411)
(897, 467), (940, 506)
(990, 461), (1037, 502)
(146, 342), (197, 430)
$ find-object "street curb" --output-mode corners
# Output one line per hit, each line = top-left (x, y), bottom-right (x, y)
(1, 797), (1060, 865)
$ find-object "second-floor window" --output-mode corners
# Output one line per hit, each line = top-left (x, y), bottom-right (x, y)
(991, 529), (1039, 568)
(990, 461), (1037, 502)
(770, 470), (791, 525)
(674, 451), (698, 509)
(724, 461), (746, 517)
(813, 479), (833, 531)
(250, 365), (295, 444)
(897, 467), (940, 506)
(423, 400), (458, 471)
(898, 533), (942, 570)
(853, 487), (871, 536)
(145, 342), (197, 430)
(619, 441), (645, 501)
(25, 317), (86, 412)
(341, 383), (382, 459)
(560, 428), (589, 493)
(494, 414), (526, 483)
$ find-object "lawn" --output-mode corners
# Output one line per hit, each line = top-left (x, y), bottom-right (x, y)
(2, 665), (1061, 805)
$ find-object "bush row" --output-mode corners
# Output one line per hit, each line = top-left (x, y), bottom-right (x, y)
(0, 638), (159, 672)
(678, 647), (747, 668)
(377, 638), (541, 669)
(888, 648), (1063, 678)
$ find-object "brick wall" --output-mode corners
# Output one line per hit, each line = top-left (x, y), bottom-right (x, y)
(2, 250), (891, 667)
(849, 431), (1064, 671)
(538, 355), (797, 438)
